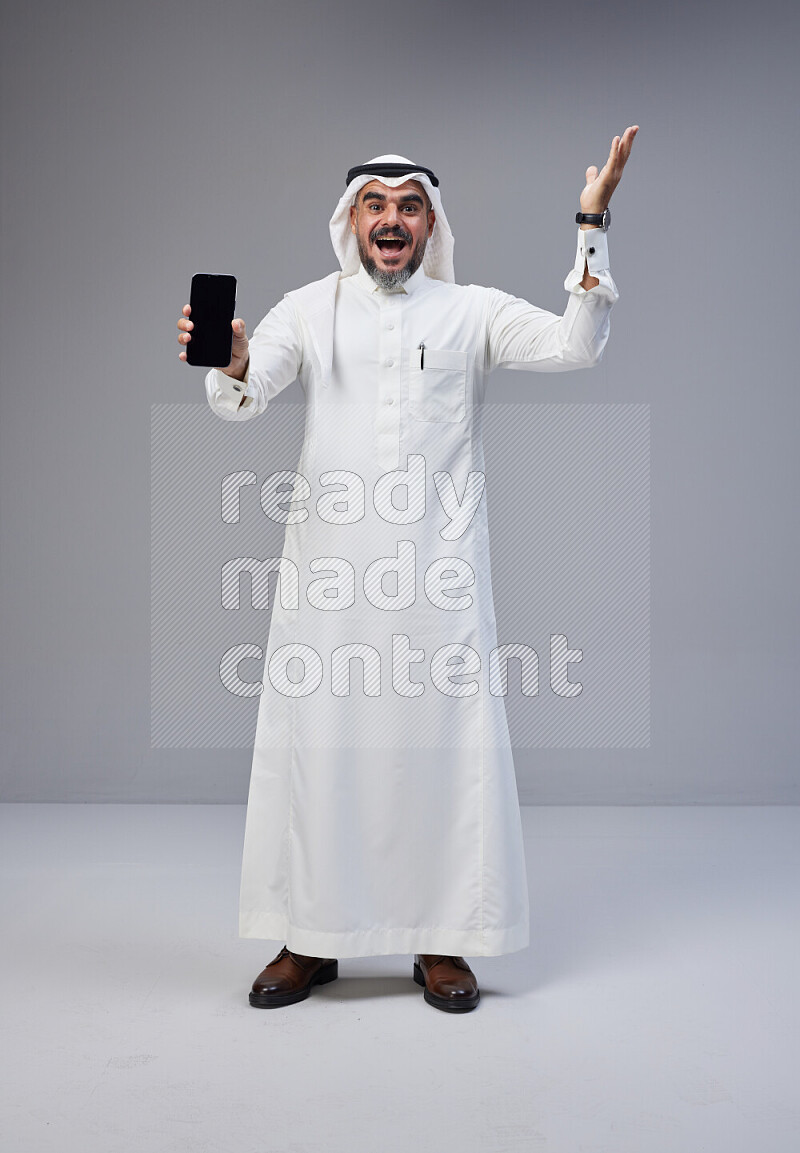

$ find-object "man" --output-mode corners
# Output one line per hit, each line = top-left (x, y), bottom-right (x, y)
(177, 130), (639, 1013)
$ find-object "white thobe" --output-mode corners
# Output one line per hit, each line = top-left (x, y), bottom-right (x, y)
(205, 227), (618, 958)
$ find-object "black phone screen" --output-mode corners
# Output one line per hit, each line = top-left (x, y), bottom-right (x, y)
(186, 273), (237, 367)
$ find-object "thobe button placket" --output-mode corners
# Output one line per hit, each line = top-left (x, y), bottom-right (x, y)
(376, 294), (402, 470)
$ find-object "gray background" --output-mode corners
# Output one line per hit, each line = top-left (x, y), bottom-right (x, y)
(1, 0), (797, 802)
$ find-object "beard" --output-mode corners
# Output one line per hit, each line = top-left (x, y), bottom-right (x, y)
(357, 224), (428, 290)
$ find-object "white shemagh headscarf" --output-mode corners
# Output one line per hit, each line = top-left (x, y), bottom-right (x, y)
(329, 153), (455, 283)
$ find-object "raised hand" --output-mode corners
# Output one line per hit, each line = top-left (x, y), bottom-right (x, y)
(580, 125), (639, 215)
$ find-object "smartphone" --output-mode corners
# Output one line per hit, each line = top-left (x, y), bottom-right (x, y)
(186, 273), (237, 367)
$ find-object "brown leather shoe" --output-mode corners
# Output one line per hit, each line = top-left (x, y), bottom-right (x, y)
(413, 954), (480, 1012)
(249, 945), (338, 1008)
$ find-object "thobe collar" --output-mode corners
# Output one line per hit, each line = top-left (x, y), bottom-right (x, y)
(353, 261), (428, 297)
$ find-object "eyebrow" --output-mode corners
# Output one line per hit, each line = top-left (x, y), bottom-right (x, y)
(361, 190), (426, 208)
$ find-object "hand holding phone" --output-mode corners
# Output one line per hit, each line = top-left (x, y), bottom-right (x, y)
(177, 274), (249, 378)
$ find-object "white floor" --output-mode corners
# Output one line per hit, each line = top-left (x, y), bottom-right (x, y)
(1, 804), (798, 1152)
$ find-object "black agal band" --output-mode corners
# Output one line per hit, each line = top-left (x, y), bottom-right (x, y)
(345, 162), (439, 188)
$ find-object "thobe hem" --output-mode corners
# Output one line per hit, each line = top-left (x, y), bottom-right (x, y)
(238, 910), (530, 958)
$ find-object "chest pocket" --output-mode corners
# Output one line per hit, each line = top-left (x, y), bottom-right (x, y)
(407, 347), (468, 423)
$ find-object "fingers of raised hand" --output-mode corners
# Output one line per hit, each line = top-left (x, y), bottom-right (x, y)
(605, 127), (638, 182)
(617, 125), (639, 166)
(604, 135), (621, 174)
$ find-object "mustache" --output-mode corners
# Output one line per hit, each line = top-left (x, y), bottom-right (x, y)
(370, 225), (413, 245)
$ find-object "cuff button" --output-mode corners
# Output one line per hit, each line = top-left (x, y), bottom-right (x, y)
(588, 246), (595, 255)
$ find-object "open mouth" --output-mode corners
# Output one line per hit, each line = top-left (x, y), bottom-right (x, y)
(375, 237), (407, 255)
(371, 227), (412, 259)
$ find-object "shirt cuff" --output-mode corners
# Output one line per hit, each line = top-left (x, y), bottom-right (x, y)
(575, 226), (610, 275)
(563, 226), (618, 301)
(205, 365), (254, 414)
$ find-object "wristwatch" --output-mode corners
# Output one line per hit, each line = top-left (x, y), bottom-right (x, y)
(576, 207), (611, 231)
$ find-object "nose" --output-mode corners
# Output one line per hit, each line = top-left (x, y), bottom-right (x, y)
(383, 202), (401, 227)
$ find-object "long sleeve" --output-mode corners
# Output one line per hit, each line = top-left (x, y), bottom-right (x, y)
(204, 294), (305, 421)
(485, 226), (619, 373)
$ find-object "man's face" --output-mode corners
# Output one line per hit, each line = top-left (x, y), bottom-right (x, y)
(349, 179), (435, 289)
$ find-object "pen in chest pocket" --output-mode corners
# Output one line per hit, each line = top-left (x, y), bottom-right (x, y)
(418, 341), (425, 370)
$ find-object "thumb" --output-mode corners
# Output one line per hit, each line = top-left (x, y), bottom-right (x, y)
(585, 165), (599, 184)
(232, 318), (247, 338)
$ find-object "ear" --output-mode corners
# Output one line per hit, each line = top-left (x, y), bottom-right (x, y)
(427, 208), (436, 238)
(349, 202), (357, 234)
